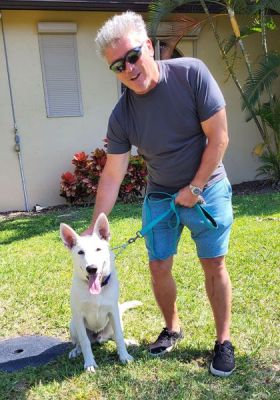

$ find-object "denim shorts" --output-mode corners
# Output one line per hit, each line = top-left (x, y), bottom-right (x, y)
(142, 178), (233, 260)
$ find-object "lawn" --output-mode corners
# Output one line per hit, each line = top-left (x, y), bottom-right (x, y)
(0, 193), (279, 400)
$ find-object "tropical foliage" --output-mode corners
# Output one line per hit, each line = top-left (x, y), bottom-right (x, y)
(148, 0), (280, 183)
(60, 147), (147, 204)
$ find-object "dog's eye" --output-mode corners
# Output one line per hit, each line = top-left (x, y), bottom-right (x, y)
(78, 250), (85, 255)
(96, 248), (101, 252)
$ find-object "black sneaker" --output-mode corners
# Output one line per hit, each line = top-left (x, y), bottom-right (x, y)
(210, 340), (235, 377)
(148, 327), (184, 356)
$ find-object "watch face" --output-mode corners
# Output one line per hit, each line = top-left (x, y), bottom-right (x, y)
(190, 185), (202, 196)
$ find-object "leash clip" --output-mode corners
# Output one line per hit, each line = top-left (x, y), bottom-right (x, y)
(127, 231), (143, 244)
(112, 231), (143, 258)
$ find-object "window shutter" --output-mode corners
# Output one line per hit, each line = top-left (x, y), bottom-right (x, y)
(38, 23), (83, 117)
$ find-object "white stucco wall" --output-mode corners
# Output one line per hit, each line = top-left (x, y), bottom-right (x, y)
(0, 10), (279, 211)
(0, 10), (117, 211)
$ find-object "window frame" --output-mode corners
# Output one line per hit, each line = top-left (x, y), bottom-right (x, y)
(38, 22), (83, 118)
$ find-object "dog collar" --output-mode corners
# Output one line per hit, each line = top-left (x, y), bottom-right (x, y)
(101, 274), (111, 287)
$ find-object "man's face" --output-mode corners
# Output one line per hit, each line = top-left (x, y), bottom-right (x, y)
(104, 33), (159, 95)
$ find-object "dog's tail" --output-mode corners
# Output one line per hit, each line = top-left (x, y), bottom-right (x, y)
(120, 300), (142, 314)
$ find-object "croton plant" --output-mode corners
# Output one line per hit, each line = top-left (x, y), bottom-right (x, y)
(60, 146), (147, 204)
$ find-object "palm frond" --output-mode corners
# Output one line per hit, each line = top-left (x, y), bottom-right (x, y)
(223, 26), (256, 54)
(147, 0), (197, 38)
(223, 16), (276, 54)
(250, 0), (280, 14)
(242, 52), (280, 110)
(256, 98), (280, 133)
(256, 150), (280, 182)
(230, 0), (252, 14)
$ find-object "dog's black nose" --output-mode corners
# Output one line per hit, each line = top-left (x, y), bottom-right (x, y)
(86, 266), (97, 274)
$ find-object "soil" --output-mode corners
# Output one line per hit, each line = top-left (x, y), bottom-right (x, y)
(0, 179), (279, 221)
(231, 179), (280, 195)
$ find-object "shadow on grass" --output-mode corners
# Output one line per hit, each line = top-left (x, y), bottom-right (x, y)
(1, 192), (279, 245)
(0, 203), (142, 245)
(0, 342), (278, 400)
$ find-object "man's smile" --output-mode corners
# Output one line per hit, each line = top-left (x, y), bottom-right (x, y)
(131, 72), (141, 81)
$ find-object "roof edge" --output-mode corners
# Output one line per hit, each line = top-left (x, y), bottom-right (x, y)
(0, 1), (224, 13)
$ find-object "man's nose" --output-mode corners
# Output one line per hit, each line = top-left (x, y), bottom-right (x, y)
(125, 61), (134, 72)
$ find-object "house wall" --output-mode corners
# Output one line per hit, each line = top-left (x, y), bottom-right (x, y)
(0, 10), (279, 212)
(175, 13), (280, 185)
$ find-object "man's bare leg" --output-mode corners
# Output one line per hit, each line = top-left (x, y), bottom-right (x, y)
(149, 256), (181, 332)
(200, 255), (232, 342)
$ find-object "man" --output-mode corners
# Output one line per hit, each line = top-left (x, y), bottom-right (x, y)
(84, 11), (235, 377)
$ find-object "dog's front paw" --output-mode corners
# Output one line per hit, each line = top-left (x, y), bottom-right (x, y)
(85, 365), (97, 373)
(119, 353), (134, 364)
(84, 360), (98, 373)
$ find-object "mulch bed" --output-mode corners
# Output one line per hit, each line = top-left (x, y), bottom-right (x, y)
(0, 180), (279, 221)
(232, 179), (280, 195)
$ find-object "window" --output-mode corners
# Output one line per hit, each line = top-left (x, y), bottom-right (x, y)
(38, 22), (83, 117)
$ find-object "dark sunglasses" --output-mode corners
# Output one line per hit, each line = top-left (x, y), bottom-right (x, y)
(109, 44), (143, 73)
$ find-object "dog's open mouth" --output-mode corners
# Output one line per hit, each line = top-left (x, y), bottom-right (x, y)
(87, 273), (101, 295)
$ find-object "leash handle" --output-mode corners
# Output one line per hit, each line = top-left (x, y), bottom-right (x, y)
(113, 191), (218, 258)
(139, 192), (180, 236)
(172, 192), (218, 230)
(141, 191), (217, 236)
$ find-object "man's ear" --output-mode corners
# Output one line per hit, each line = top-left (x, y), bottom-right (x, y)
(146, 38), (155, 57)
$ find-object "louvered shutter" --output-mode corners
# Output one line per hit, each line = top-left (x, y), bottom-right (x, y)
(38, 23), (83, 117)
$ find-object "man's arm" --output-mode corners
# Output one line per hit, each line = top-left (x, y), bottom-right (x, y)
(175, 108), (229, 207)
(83, 151), (130, 235)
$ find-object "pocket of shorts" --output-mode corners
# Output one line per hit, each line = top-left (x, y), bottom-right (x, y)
(223, 178), (232, 199)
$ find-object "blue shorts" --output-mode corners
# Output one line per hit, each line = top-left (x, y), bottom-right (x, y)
(142, 178), (233, 261)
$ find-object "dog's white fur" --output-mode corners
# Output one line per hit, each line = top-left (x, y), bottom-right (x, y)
(60, 213), (141, 372)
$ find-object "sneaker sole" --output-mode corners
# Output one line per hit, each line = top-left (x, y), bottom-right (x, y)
(148, 336), (184, 357)
(210, 362), (235, 377)
(149, 343), (176, 357)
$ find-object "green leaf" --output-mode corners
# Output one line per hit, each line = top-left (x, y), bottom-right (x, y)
(223, 18), (276, 54)
(256, 150), (280, 182)
(242, 52), (280, 109)
(250, 0), (280, 14)
(255, 97), (280, 133)
(147, 0), (200, 38)
(228, 0), (253, 14)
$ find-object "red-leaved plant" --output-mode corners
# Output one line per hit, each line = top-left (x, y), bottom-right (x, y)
(60, 146), (147, 204)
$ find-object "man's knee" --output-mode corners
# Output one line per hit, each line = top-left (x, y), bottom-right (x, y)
(200, 256), (227, 276)
(149, 257), (173, 280)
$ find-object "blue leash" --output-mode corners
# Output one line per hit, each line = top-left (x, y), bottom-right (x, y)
(112, 192), (217, 257)
(141, 192), (217, 235)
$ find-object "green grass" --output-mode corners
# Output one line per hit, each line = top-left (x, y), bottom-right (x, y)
(0, 193), (279, 400)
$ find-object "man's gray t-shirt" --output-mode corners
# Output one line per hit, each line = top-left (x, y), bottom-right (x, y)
(107, 57), (227, 193)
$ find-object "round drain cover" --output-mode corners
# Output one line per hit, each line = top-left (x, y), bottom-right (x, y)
(0, 335), (71, 372)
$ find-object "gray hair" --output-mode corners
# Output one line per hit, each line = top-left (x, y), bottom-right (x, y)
(95, 11), (148, 57)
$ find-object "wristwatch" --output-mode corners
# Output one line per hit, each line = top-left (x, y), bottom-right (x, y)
(189, 184), (203, 196)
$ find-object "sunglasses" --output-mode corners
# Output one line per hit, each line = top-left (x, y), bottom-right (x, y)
(109, 44), (143, 73)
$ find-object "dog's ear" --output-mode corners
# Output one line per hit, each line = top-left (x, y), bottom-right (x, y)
(93, 213), (110, 241)
(60, 223), (78, 249)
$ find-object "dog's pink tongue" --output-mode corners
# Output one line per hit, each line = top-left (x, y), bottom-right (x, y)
(88, 274), (101, 294)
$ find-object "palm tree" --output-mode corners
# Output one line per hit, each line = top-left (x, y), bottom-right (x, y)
(148, 0), (280, 183)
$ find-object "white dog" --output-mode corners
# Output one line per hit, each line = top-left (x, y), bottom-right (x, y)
(60, 213), (141, 372)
